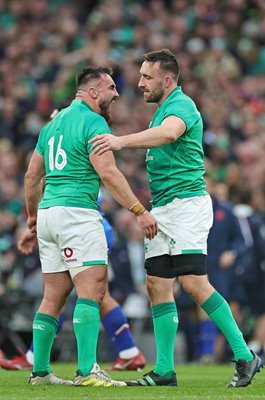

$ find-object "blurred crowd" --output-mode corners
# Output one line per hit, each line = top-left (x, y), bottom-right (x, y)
(0, 0), (265, 362)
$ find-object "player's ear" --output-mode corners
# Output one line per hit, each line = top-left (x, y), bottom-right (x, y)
(164, 75), (172, 88)
(88, 87), (98, 99)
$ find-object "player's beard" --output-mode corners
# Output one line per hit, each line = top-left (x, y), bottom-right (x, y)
(144, 84), (164, 103)
(99, 99), (111, 122)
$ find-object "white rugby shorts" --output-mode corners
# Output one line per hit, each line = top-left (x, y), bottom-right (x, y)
(144, 195), (213, 259)
(37, 206), (108, 273)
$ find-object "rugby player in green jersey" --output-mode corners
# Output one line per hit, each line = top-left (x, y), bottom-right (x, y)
(24, 67), (157, 386)
(90, 50), (263, 388)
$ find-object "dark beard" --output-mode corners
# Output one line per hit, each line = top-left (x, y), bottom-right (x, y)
(99, 100), (110, 122)
(145, 87), (164, 103)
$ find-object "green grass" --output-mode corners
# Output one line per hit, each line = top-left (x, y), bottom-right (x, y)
(0, 363), (264, 400)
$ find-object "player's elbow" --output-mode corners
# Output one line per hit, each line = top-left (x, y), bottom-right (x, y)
(99, 167), (125, 192)
(98, 166), (117, 183)
(24, 170), (34, 185)
(166, 129), (179, 143)
(24, 170), (40, 187)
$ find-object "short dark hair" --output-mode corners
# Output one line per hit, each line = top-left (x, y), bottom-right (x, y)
(143, 49), (180, 80)
(76, 67), (113, 89)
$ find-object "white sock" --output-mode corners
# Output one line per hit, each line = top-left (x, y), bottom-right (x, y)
(26, 350), (34, 365)
(247, 340), (262, 354)
(119, 347), (139, 359)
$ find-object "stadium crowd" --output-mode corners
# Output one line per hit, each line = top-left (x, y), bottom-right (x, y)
(0, 0), (265, 363)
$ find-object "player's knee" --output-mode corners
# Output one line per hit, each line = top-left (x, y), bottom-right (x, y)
(178, 275), (195, 297)
(39, 298), (63, 318)
(146, 275), (167, 302)
(146, 275), (156, 296)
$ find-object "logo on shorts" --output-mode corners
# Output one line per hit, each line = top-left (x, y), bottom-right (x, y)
(63, 247), (77, 263)
(64, 248), (73, 258)
(170, 238), (176, 248)
(173, 316), (179, 324)
(144, 243), (149, 253)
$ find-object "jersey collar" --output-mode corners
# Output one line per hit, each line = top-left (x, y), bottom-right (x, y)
(71, 99), (93, 111)
(161, 86), (182, 106)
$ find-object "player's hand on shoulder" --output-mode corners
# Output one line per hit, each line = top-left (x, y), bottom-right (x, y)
(88, 134), (122, 155)
(136, 211), (158, 240)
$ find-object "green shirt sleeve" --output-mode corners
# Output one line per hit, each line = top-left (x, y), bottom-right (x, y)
(35, 126), (46, 156)
(163, 98), (200, 131)
(86, 115), (112, 154)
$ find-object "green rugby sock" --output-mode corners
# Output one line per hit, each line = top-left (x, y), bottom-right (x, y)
(33, 312), (58, 375)
(73, 298), (100, 376)
(152, 302), (178, 377)
(201, 291), (253, 361)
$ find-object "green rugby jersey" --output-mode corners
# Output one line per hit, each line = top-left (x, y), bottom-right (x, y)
(146, 86), (207, 207)
(36, 99), (111, 210)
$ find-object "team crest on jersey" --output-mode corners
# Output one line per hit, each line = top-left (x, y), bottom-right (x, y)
(146, 149), (154, 161)
(146, 155), (154, 161)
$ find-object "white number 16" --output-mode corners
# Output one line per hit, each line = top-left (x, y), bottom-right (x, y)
(48, 135), (67, 171)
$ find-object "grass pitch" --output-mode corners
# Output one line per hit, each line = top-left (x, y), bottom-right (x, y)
(0, 362), (264, 400)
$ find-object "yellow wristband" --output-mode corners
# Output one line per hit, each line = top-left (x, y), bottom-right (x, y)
(129, 201), (146, 216)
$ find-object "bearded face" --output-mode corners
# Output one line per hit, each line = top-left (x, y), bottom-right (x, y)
(138, 61), (167, 105)
(98, 97), (112, 122)
(97, 74), (119, 122)
(142, 82), (164, 104)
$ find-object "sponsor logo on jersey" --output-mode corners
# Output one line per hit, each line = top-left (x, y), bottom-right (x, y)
(73, 318), (81, 324)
